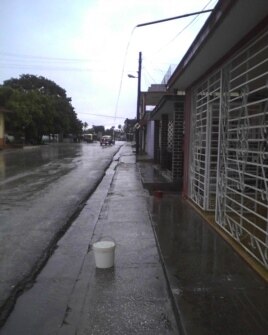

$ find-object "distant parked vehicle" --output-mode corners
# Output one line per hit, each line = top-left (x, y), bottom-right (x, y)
(100, 135), (114, 146)
(83, 134), (93, 143)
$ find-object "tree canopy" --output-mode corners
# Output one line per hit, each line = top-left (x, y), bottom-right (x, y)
(0, 74), (83, 144)
(93, 125), (105, 134)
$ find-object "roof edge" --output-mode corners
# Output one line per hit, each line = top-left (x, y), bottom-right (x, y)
(167, 0), (237, 89)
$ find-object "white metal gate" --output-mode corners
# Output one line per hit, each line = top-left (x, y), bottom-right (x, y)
(216, 30), (268, 268)
(190, 28), (268, 268)
(190, 71), (221, 211)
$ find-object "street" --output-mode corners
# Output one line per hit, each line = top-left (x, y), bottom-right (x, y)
(0, 142), (121, 321)
(0, 142), (267, 335)
(0, 143), (180, 335)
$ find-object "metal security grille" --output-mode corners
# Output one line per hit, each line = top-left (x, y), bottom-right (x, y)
(190, 71), (221, 210)
(216, 30), (268, 268)
(168, 120), (173, 151)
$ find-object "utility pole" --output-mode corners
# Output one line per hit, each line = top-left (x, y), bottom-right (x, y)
(133, 9), (213, 155)
(136, 51), (142, 156)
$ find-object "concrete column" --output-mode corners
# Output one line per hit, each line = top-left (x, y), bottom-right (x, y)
(154, 120), (160, 163)
(183, 91), (192, 196)
(160, 114), (168, 169)
(172, 102), (184, 184)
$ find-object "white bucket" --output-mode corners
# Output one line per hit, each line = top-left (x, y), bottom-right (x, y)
(93, 241), (116, 269)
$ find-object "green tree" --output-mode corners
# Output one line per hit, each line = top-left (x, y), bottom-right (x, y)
(0, 74), (83, 143)
(83, 122), (88, 132)
(4, 74), (67, 98)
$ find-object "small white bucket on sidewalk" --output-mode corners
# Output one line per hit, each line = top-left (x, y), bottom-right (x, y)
(93, 241), (116, 269)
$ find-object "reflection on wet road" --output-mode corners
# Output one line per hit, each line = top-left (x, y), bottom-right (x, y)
(0, 142), (120, 315)
(0, 145), (81, 208)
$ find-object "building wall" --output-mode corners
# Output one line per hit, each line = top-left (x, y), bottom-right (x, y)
(145, 121), (155, 159)
(182, 92), (192, 196)
(185, 25), (268, 268)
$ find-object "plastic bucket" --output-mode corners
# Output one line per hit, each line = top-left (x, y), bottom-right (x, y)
(93, 241), (116, 269)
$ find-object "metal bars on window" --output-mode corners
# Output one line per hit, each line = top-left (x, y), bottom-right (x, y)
(190, 28), (268, 268)
(216, 30), (268, 268)
(168, 120), (174, 152)
(190, 71), (221, 210)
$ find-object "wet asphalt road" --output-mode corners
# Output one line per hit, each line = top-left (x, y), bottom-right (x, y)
(0, 143), (179, 335)
(1, 144), (267, 334)
(0, 142), (121, 319)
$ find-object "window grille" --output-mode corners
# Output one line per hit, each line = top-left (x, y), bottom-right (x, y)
(190, 28), (268, 268)
(216, 30), (268, 268)
(168, 120), (174, 152)
(190, 71), (221, 210)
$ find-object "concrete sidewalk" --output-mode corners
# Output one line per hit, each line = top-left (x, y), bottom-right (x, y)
(0, 143), (179, 335)
(61, 144), (179, 334)
(139, 161), (268, 335)
(2, 142), (267, 335)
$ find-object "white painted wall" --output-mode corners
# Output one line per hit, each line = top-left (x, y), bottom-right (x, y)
(145, 120), (154, 159)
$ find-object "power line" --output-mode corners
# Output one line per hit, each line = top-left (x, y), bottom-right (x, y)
(0, 52), (107, 73)
(0, 63), (108, 72)
(0, 51), (99, 63)
(113, 26), (136, 124)
(114, 4), (217, 121)
(143, 68), (157, 85)
(79, 112), (126, 119)
(144, 0), (217, 61)
(0, 51), (109, 72)
(0, 62), (112, 73)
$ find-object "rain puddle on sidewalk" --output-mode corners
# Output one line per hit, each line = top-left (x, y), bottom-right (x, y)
(148, 192), (268, 335)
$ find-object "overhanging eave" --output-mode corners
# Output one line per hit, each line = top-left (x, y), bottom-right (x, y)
(168, 0), (268, 90)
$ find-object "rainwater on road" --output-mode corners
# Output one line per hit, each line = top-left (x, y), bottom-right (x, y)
(0, 142), (121, 320)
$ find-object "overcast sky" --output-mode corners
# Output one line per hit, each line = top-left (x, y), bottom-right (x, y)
(0, 0), (218, 129)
